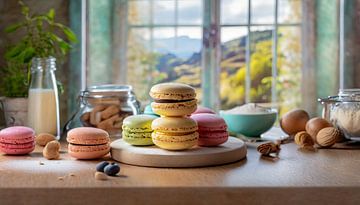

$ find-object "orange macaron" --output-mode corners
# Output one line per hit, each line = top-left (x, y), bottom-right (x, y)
(67, 127), (110, 159)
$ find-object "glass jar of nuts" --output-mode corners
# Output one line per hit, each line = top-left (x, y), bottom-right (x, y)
(65, 85), (140, 137)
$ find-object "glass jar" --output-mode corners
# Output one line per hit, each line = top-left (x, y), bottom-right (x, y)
(65, 85), (140, 137)
(27, 57), (60, 139)
(319, 89), (360, 141)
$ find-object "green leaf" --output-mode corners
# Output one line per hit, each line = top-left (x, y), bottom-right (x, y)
(47, 9), (55, 20)
(19, 1), (29, 16)
(5, 23), (23, 33)
(62, 27), (77, 43)
(5, 43), (26, 60)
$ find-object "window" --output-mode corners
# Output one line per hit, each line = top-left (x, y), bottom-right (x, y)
(84, 0), (302, 115)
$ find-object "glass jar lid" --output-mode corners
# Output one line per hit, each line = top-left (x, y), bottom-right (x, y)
(319, 88), (360, 103)
(80, 84), (134, 99)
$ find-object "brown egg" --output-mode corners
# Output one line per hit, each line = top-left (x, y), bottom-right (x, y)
(305, 117), (332, 141)
(280, 109), (310, 135)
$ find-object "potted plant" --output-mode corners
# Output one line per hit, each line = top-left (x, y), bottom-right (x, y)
(0, 1), (77, 126)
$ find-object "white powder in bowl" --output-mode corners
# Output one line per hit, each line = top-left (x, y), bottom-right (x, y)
(222, 103), (270, 114)
(331, 104), (360, 137)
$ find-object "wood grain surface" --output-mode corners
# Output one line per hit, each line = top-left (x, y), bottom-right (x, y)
(0, 140), (360, 204)
(110, 137), (247, 167)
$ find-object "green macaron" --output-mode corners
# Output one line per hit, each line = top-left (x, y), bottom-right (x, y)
(122, 114), (158, 146)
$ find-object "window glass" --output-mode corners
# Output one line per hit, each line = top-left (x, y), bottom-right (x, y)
(153, 0), (176, 25)
(278, 0), (302, 23)
(220, 27), (248, 109)
(221, 0), (248, 25)
(178, 0), (203, 25)
(251, 0), (275, 24)
(277, 26), (302, 114)
(128, 0), (150, 25)
(249, 26), (273, 103)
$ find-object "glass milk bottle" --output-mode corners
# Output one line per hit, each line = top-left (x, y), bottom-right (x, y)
(27, 57), (60, 139)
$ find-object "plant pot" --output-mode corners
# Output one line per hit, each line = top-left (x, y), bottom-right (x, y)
(0, 97), (28, 127)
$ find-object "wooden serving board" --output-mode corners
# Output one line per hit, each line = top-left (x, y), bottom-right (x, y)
(110, 136), (247, 168)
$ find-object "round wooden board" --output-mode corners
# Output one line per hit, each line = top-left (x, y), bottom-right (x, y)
(110, 136), (247, 168)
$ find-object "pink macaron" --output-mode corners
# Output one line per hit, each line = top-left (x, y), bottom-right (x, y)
(192, 106), (216, 115)
(0, 126), (35, 155)
(190, 113), (228, 146)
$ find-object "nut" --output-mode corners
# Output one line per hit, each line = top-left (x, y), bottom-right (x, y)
(294, 131), (314, 147)
(316, 127), (340, 148)
(95, 171), (108, 180)
(43, 140), (61, 160)
(257, 142), (281, 156)
(36, 133), (56, 146)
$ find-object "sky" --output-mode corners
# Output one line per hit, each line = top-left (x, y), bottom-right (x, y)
(129, 0), (300, 42)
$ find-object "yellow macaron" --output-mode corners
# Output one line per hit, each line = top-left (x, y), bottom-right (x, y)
(150, 83), (197, 116)
(151, 116), (199, 150)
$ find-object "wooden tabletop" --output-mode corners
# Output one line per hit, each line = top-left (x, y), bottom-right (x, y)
(0, 140), (360, 205)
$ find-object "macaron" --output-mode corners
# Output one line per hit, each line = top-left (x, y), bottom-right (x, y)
(122, 114), (158, 146)
(143, 104), (160, 117)
(151, 117), (198, 150)
(192, 106), (216, 115)
(150, 83), (197, 116)
(190, 113), (229, 146)
(67, 127), (110, 159)
(0, 126), (35, 155)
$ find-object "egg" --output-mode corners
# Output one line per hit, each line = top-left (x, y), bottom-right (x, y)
(305, 117), (332, 141)
(280, 109), (310, 135)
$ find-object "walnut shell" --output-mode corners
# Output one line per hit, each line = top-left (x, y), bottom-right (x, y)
(316, 127), (339, 148)
(257, 142), (280, 155)
(36, 133), (56, 146)
(294, 131), (314, 147)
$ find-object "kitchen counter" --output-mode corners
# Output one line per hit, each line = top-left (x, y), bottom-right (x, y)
(0, 140), (360, 205)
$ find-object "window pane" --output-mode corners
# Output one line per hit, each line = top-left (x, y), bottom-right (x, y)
(178, 0), (202, 25)
(221, 0), (248, 25)
(127, 28), (152, 102)
(153, 0), (175, 25)
(127, 27), (202, 102)
(128, 0), (150, 25)
(278, 0), (302, 24)
(220, 27), (248, 109)
(249, 26), (273, 103)
(153, 27), (203, 101)
(251, 0), (275, 24)
(277, 26), (302, 115)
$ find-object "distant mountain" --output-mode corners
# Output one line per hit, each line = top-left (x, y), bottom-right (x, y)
(155, 30), (273, 78)
(153, 36), (202, 59)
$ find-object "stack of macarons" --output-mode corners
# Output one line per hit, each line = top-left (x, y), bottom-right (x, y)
(122, 114), (158, 146)
(67, 127), (110, 159)
(0, 126), (35, 155)
(190, 113), (229, 146)
(149, 83), (199, 150)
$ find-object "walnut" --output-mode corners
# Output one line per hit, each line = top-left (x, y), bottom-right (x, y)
(294, 131), (314, 148)
(316, 127), (339, 148)
(257, 142), (281, 156)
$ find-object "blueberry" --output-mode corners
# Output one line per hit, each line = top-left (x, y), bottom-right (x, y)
(96, 161), (109, 172)
(104, 163), (120, 176)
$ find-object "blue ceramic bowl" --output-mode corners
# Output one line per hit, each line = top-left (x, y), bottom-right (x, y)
(219, 109), (277, 137)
